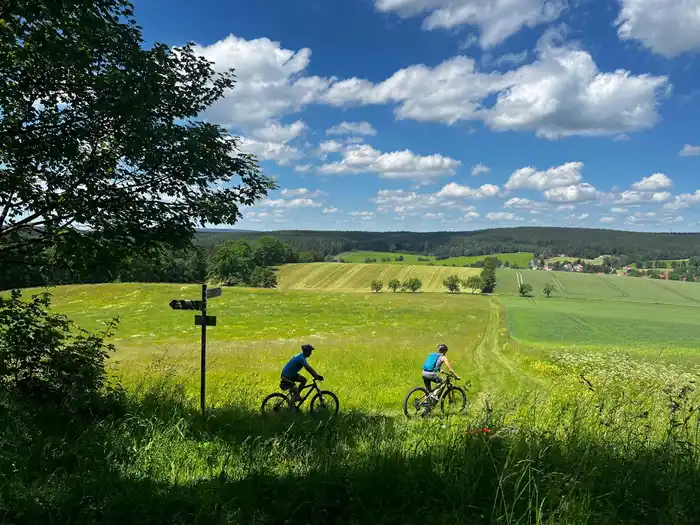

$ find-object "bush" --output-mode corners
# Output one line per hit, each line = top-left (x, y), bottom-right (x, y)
(388, 278), (401, 292)
(249, 267), (277, 288)
(0, 290), (119, 409)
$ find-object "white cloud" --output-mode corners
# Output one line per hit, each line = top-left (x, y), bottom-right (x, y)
(613, 133), (631, 141)
(556, 204), (576, 211)
(322, 207), (339, 214)
(504, 197), (548, 210)
(425, 212), (445, 219)
(631, 173), (672, 191)
(318, 140), (345, 154)
(577, 213), (589, 220)
(317, 144), (460, 181)
(486, 211), (523, 221)
(471, 163), (491, 176)
(436, 182), (500, 198)
(486, 43), (668, 138)
(373, 0), (566, 48)
(326, 121), (377, 136)
(349, 211), (374, 220)
(600, 216), (616, 224)
(679, 144), (700, 157)
(464, 211), (481, 220)
(194, 35), (331, 128)
(544, 183), (599, 203)
(240, 137), (303, 165)
(616, 190), (671, 204)
(611, 206), (628, 213)
(295, 164), (313, 173)
(505, 161), (583, 191)
(490, 51), (530, 68)
(261, 198), (322, 208)
(280, 188), (325, 198)
(251, 120), (306, 143)
(634, 211), (657, 218)
(664, 191), (700, 210)
(616, 0), (700, 58)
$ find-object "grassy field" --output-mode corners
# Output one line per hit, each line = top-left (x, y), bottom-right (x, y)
(337, 250), (534, 267)
(4, 278), (700, 524)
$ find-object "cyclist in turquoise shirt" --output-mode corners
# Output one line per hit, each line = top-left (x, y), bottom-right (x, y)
(422, 344), (460, 400)
(280, 344), (323, 402)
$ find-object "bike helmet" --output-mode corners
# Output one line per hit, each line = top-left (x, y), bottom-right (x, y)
(301, 344), (315, 353)
(437, 343), (448, 353)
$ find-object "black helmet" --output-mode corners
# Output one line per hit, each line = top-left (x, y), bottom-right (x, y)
(437, 343), (448, 353)
(301, 344), (314, 353)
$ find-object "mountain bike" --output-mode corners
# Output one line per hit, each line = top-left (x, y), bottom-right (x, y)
(261, 378), (339, 416)
(403, 370), (468, 418)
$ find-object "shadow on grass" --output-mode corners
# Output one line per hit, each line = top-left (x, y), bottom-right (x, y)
(2, 385), (699, 525)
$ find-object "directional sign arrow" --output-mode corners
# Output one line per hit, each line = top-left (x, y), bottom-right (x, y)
(169, 299), (203, 311)
(206, 287), (222, 299)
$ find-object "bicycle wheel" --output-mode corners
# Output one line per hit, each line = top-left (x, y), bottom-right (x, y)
(310, 390), (340, 416)
(261, 393), (292, 416)
(440, 386), (467, 415)
(403, 387), (430, 418)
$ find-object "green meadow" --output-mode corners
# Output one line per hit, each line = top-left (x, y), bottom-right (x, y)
(336, 250), (534, 268)
(4, 264), (700, 524)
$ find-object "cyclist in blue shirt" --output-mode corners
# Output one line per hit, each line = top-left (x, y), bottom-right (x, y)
(422, 344), (460, 398)
(280, 344), (323, 402)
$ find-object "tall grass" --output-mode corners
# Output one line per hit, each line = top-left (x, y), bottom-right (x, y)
(2, 369), (698, 524)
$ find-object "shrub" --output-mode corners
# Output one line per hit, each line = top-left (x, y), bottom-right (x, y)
(0, 290), (119, 409)
(249, 267), (277, 288)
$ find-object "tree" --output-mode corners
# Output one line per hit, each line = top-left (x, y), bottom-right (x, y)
(207, 240), (254, 285)
(519, 283), (533, 297)
(370, 279), (383, 293)
(443, 274), (461, 293)
(543, 283), (555, 297)
(249, 266), (277, 288)
(403, 277), (422, 293)
(480, 257), (498, 293)
(388, 278), (401, 292)
(0, 1), (274, 273)
(395, 255), (404, 262)
(463, 275), (483, 294)
(252, 236), (287, 267)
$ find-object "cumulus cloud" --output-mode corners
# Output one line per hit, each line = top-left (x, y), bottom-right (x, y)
(504, 197), (548, 210)
(679, 144), (700, 157)
(294, 164), (313, 173)
(261, 198), (322, 208)
(349, 211), (374, 220)
(318, 140), (344, 154)
(556, 204), (576, 211)
(616, 0), (700, 58)
(631, 173), (672, 191)
(615, 190), (671, 204)
(613, 133), (631, 141)
(544, 183), (599, 203)
(322, 207), (339, 214)
(326, 121), (377, 136)
(505, 161), (583, 191)
(664, 191), (700, 210)
(194, 35), (331, 128)
(425, 212), (445, 219)
(464, 211), (481, 220)
(373, 0), (566, 48)
(471, 163), (491, 176)
(251, 120), (306, 143)
(240, 137), (303, 165)
(280, 188), (325, 198)
(600, 216), (616, 224)
(611, 206), (629, 213)
(436, 182), (500, 198)
(317, 144), (460, 181)
(486, 211), (523, 221)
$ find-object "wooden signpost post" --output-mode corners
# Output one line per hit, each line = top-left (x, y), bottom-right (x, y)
(169, 284), (222, 415)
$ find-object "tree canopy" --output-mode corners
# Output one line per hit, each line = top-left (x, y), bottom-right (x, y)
(0, 0), (274, 272)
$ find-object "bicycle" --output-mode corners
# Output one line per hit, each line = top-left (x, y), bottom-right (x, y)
(261, 378), (340, 416)
(403, 370), (468, 418)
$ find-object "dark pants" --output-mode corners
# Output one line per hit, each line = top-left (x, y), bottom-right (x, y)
(280, 373), (306, 393)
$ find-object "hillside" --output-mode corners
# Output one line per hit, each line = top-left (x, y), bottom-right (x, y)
(336, 250), (533, 267)
(196, 227), (700, 261)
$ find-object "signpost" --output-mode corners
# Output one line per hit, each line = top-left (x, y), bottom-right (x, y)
(169, 284), (221, 415)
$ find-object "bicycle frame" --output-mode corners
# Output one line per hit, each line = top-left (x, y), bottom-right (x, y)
(287, 379), (321, 407)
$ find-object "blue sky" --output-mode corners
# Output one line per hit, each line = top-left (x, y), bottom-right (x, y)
(132, 0), (700, 232)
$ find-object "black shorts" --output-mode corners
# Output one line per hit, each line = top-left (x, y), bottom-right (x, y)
(280, 374), (305, 390)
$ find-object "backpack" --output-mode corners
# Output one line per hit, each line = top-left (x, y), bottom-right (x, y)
(422, 352), (442, 372)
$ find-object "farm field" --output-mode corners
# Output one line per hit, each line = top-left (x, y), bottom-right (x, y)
(5, 278), (700, 524)
(276, 262), (479, 292)
(336, 250), (534, 267)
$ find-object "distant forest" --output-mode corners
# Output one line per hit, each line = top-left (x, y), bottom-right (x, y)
(5, 227), (700, 290)
(196, 227), (700, 262)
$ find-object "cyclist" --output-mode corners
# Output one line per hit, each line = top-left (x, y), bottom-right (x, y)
(422, 343), (460, 404)
(280, 344), (323, 402)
